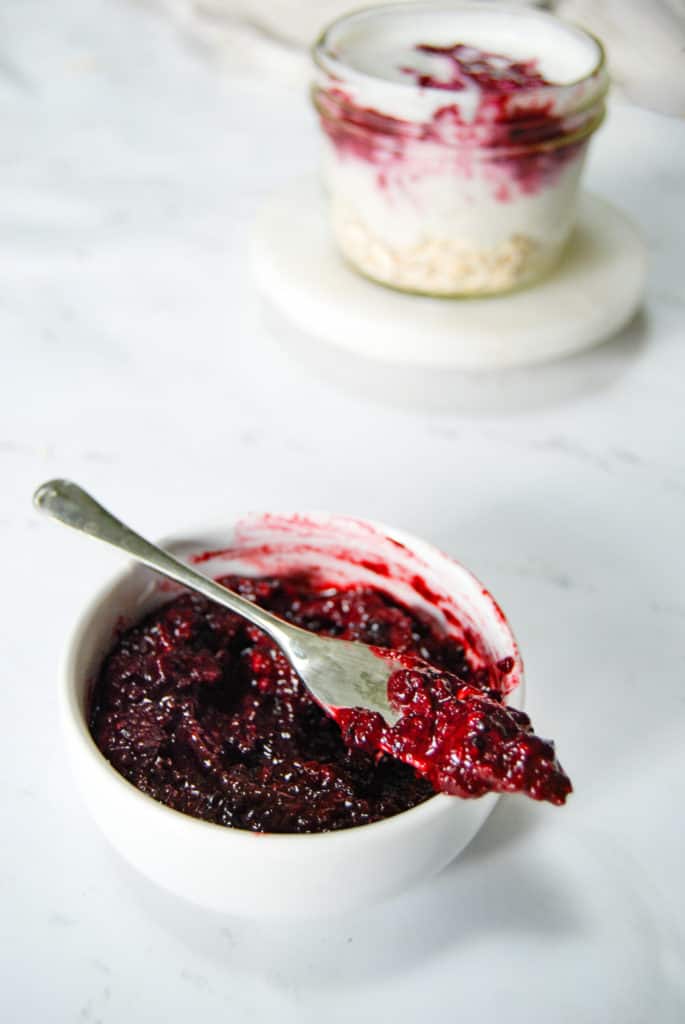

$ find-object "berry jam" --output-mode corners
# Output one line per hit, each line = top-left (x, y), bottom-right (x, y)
(337, 661), (571, 804)
(91, 574), (571, 834)
(401, 43), (549, 93)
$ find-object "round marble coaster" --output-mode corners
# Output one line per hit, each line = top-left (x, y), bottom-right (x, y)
(249, 176), (647, 371)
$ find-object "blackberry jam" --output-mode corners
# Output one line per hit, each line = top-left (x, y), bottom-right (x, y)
(91, 573), (570, 834)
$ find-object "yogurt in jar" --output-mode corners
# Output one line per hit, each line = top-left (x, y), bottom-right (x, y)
(312, 2), (608, 296)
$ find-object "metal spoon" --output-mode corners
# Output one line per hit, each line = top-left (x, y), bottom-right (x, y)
(33, 479), (401, 725)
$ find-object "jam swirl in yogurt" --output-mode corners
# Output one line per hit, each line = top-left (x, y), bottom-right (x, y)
(91, 573), (571, 834)
(317, 39), (586, 202)
(401, 42), (550, 93)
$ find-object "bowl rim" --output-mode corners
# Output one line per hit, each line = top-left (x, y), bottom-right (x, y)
(62, 511), (525, 846)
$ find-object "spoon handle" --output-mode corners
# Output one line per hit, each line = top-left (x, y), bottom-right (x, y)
(32, 479), (293, 643)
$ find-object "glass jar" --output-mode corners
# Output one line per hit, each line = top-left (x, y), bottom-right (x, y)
(312, 2), (608, 297)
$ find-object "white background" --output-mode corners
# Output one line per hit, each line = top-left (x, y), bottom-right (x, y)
(2, 1), (684, 1021)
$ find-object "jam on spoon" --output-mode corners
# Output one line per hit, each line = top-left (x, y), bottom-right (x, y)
(337, 660), (571, 805)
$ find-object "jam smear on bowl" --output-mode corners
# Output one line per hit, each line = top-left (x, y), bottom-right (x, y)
(91, 573), (571, 834)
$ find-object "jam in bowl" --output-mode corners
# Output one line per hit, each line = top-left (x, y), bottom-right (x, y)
(63, 513), (557, 917)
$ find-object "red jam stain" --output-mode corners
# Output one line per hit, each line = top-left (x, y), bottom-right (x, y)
(317, 42), (582, 196)
(90, 572), (570, 834)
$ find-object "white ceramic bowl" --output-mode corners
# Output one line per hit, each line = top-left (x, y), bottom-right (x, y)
(62, 513), (524, 918)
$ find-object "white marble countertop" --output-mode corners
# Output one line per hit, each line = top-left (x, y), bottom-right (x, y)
(2, 1), (685, 1021)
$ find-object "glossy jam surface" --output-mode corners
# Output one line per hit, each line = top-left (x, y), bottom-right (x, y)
(91, 575), (457, 834)
(91, 573), (570, 835)
(338, 661), (571, 804)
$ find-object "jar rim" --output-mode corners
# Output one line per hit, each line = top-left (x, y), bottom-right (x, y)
(312, 1), (607, 97)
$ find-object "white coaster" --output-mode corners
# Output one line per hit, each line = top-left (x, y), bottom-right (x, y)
(250, 176), (647, 371)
